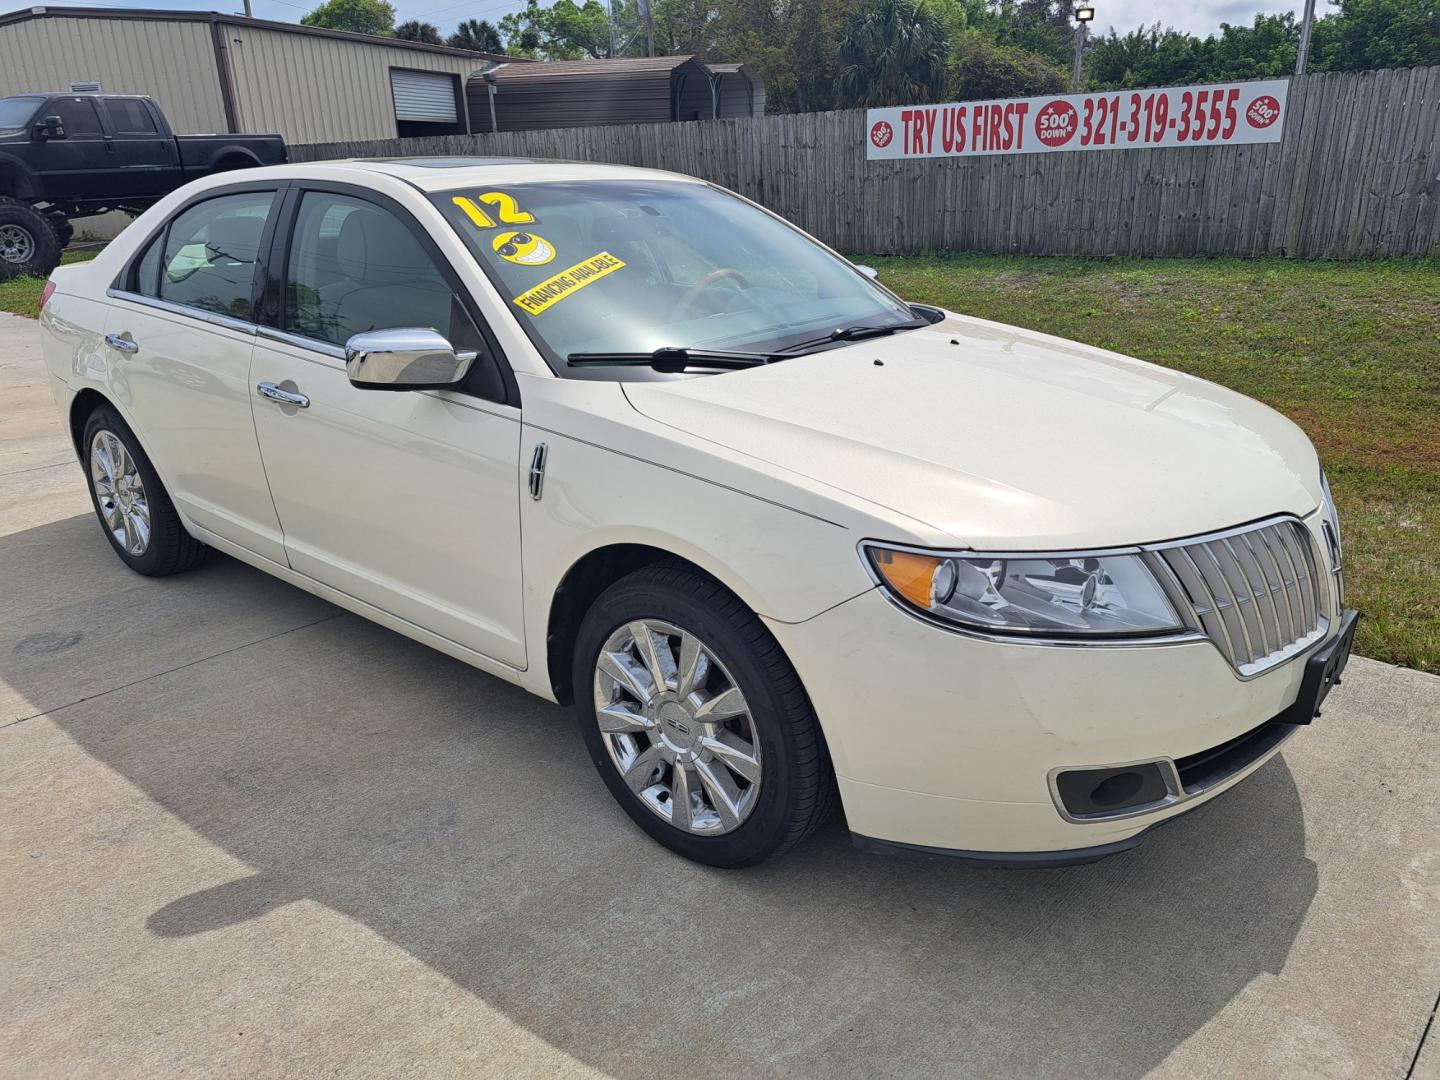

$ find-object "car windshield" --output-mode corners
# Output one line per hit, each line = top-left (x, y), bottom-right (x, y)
(0, 96), (43, 132)
(431, 180), (917, 374)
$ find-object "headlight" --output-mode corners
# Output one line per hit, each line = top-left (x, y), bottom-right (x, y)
(864, 544), (1183, 637)
(1319, 463), (1342, 570)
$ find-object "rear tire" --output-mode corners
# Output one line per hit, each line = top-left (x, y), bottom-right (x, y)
(0, 197), (62, 281)
(47, 213), (74, 249)
(573, 561), (836, 867)
(81, 405), (205, 576)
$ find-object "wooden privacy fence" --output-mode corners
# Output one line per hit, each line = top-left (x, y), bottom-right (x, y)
(292, 66), (1440, 258)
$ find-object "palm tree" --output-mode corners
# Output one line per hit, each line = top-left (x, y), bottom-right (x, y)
(835, 0), (950, 109)
(395, 19), (442, 44)
(448, 18), (505, 53)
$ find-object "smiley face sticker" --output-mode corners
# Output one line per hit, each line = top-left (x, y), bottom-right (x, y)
(493, 230), (556, 267)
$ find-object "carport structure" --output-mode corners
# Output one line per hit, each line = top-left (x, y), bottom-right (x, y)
(709, 62), (765, 118)
(467, 55), (755, 133)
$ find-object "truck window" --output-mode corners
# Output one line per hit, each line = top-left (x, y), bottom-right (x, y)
(50, 97), (104, 137)
(0, 95), (43, 133)
(106, 99), (158, 135)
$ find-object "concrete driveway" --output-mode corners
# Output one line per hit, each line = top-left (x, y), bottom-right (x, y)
(1, 311), (1436, 1079)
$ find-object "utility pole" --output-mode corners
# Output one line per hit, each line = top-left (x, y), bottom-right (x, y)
(641, 0), (654, 57)
(1072, 5), (1094, 94)
(242, 0), (252, 15)
(1295, 0), (1316, 75)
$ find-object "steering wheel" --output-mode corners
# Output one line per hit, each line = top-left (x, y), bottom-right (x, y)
(673, 267), (753, 319)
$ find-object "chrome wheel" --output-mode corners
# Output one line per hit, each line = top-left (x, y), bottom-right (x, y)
(593, 620), (763, 835)
(89, 429), (151, 556)
(0, 223), (35, 264)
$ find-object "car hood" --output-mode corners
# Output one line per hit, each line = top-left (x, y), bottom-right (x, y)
(622, 314), (1321, 549)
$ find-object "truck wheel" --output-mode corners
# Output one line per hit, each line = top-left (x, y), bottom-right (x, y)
(0, 198), (62, 281)
(46, 213), (74, 249)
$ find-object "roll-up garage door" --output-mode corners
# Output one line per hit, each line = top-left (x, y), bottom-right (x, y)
(390, 70), (458, 123)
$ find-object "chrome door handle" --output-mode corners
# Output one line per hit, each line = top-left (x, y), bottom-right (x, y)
(104, 333), (139, 354)
(256, 382), (310, 408)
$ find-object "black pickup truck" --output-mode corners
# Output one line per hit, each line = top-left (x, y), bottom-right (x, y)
(0, 92), (286, 279)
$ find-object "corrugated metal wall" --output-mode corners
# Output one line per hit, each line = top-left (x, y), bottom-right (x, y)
(0, 17), (228, 134)
(468, 69), (675, 132)
(225, 25), (477, 143)
(715, 76), (753, 119)
(468, 58), (722, 133)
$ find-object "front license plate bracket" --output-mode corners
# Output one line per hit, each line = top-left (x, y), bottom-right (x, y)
(1277, 609), (1360, 725)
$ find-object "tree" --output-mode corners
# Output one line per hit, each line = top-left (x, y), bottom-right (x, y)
(835, 0), (949, 108)
(1083, 2), (1438, 92)
(988, 0), (1075, 68)
(1205, 13), (1301, 79)
(1086, 23), (1208, 88)
(499, 0), (616, 58)
(300, 0), (395, 36)
(448, 18), (504, 52)
(952, 35), (1065, 99)
(1311, 0), (1440, 71)
(395, 19), (442, 44)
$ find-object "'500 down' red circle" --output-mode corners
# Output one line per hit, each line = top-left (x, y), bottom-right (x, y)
(1246, 95), (1282, 128)
(870, 120), (894, 149)
(1035, 100), (1078, 147)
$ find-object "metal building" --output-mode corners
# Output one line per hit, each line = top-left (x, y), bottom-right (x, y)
(0, 6), (511, 143)
(467, 56), (762, 134)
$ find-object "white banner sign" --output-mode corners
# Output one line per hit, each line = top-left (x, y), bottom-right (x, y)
(866, 79), (1289, 160)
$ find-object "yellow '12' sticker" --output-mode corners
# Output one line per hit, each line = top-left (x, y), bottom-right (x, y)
(513, 252), (627, 315)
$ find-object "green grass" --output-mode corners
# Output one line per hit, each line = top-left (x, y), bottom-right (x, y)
(0, 249), (100, 317)
(865, 254), (1440, 673)
(5, 248), (1437, 670)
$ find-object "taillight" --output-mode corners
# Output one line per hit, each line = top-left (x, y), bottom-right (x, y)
(38, 280), (57, 313)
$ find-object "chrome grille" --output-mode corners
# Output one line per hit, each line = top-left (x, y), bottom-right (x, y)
(1156, 519), (1327, 677)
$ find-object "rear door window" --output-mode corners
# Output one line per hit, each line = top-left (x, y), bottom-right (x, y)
(106, 98), (159, 135)
(154, 191), (276, 320)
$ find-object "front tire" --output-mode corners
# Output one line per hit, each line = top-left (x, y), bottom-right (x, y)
(573, 561), (835, 867)
(81, 405), (205, 576)
(0, 197), (62, 281)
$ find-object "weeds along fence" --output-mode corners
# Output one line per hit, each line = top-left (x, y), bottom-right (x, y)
(291, 66), (1440, 258)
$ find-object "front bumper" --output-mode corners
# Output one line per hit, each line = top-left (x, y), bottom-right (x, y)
(764, 528), (1349, 859)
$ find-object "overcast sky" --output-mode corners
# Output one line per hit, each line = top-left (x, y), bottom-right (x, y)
(28, 0), (1317, 44)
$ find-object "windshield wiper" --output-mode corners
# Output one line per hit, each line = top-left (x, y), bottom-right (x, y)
(776, 318), (932, 356)
(567, 346), (780, 372)
(566, 318), (931, 371)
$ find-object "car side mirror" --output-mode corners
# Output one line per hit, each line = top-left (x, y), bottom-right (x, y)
(34, 115), (66, 141)
(344, 328), (475, 391)
(855, 264), (879, 280)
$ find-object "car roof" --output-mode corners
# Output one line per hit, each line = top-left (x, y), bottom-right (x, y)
(290, 157), (706, 193)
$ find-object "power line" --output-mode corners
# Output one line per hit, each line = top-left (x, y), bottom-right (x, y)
(408, 0), (526, 22)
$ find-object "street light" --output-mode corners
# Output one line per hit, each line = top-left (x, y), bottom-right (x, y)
(1072, 4), (1095, 93)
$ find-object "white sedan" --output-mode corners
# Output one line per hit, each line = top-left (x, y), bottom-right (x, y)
(38, 159), (1358, 867)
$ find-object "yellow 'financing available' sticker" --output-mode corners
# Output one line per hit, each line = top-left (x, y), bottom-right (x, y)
(513, 252), (627, 315)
